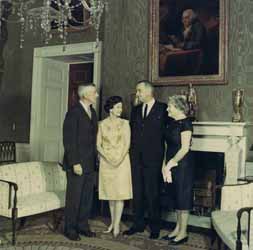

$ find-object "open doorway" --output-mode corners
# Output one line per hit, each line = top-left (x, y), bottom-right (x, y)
(68, 62), (93, 109)
(30, 42), (102, 162)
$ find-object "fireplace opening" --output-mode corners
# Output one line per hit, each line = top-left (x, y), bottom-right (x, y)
(192, 151), (225, 216)
(160, 151), (225, 217)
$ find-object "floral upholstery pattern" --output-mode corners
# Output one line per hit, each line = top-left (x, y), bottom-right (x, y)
(0, 161), (66, 218)
(220, 183), (253, 211)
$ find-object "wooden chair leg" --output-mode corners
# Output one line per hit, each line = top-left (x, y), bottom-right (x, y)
(12, 208), (17, 245)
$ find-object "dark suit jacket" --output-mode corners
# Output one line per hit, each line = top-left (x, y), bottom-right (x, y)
(182, 20), (207, 50)
(130, 101), (167, 168)
(62, 102), (98, 173)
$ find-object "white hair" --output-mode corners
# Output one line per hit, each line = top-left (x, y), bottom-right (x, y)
(77, 84), (96, 99)
(183, 9), (197, 23)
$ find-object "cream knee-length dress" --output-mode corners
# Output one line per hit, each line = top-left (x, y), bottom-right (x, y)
(97, 118), (133, 200)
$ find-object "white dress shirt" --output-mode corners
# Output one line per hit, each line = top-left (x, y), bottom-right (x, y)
(142, 98), (155, 118)
(80, 100), (91, 118)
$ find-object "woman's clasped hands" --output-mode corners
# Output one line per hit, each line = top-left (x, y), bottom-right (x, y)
(162, 159), (178, 183)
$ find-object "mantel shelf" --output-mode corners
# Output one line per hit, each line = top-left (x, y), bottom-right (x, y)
(193, 121), (253, 127)
(192, 121), (253, 137)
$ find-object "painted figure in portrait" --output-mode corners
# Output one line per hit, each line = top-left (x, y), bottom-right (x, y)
(159, 0), (219, 77)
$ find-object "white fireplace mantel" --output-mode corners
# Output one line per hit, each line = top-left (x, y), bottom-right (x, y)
(192, 121), (251, 137)
(191, 121), (253, 184)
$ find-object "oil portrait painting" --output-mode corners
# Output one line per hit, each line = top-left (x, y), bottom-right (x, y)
(149, 0), (228, 85)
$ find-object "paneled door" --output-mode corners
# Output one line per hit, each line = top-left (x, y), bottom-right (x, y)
(39, 58), (69, 162)
(30, 42), (102, 162)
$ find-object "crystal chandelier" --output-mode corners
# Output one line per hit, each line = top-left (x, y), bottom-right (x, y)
(0, 0), (107, 48)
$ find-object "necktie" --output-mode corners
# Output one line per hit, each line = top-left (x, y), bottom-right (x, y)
(87, 106), (92, 119)
(143, 104), (148, 119)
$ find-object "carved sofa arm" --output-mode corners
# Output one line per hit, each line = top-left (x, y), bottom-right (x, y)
(0, 179), (18, 210)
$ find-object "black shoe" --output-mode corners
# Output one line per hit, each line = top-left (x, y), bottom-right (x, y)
(79, 230), (96, 237)
(64, 232), (81, 241)
(169, 236), (188, 245)
(161, 235), (176, 241)
(149, 231), (160, 239)
(123, 227), (144, 236)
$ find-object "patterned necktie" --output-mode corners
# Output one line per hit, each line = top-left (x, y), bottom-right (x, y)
(143, 104), (148, 119)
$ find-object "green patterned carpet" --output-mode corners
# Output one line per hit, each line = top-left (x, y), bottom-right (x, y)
(0, 215), (215, 250)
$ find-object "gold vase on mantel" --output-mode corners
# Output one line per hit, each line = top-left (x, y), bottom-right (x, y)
(232, 88), (244, 122)
(187, 83), (197, 121)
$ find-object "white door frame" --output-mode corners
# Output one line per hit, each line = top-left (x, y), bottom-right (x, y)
(30, 42), (102, 161)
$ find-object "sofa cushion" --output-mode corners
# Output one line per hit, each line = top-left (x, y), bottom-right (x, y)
(1, 191), (66, 218)
(0, 161), (66, 199)
(212, 211), (250, 250)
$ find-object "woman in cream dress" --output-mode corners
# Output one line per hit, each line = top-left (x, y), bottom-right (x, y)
(97, 96), (132, 237)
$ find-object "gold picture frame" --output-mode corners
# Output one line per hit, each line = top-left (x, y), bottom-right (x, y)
(149, 0), (229, 86)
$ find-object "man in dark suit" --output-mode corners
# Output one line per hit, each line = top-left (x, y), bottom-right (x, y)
(62, 83), (98, 241)
(123, 80), (167, 239)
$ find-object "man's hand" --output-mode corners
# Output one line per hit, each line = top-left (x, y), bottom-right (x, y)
(73, 164), (83, 176)
(164, 44), (175, 51)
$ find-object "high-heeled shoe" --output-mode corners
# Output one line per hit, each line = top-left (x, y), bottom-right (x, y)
(169, 236), (188, 245)
(161, 235), (176, 241)
(103, 224), (113, 234)
(113, 225), (120, 238)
